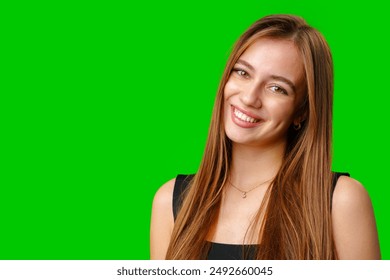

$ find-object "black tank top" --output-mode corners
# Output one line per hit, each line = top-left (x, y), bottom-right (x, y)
(172, 172), (350, 260)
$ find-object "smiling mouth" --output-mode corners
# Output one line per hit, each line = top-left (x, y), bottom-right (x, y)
(233, 107), (261, 123)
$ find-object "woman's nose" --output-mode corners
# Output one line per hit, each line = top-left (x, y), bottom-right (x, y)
(239, 84), (262, 108)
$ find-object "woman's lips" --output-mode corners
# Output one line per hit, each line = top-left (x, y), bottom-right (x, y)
(231, 105), (263, 128)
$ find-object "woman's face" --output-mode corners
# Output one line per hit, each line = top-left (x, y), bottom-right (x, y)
(224, 38), (306, 148)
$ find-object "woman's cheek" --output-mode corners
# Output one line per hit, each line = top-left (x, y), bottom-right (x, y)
(224, 79), (240, 99)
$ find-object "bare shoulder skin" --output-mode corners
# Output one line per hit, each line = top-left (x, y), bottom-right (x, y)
(332, 176), (381, 259)
(150, 178), (175, 260)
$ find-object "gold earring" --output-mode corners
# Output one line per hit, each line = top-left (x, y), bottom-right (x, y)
(293, 122), (301, 130)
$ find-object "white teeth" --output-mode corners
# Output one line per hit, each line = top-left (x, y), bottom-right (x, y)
(234, 108), (259, 123)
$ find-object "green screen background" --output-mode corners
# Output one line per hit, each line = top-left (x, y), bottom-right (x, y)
(2, 1), (389, 259)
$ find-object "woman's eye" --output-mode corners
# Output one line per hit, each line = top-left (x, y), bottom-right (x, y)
(270, 85), (288, 95)
(233, 68), (249, 78)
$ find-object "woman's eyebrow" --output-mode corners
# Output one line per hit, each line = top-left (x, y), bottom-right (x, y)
(270, 75), (296, 92)
(236, 59), (255, 72)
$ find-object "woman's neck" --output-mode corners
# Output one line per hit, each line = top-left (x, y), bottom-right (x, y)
(229, 141), (285, 186)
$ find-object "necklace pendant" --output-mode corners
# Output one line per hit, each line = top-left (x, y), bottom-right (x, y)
(242, 192), (247, 198)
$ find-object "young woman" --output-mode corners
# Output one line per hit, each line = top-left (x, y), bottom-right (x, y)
(150, 14), (380, 260)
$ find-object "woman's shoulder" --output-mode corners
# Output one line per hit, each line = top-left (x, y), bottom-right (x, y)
(333, 175), (368, 204)
(332, 176), (381, 259)
(153, 174), (193, 202)
(150, 178), (176, 259)
(332, 175), (373, 222)
(152, 174), (193, 218)
(152, 178), (176, 216)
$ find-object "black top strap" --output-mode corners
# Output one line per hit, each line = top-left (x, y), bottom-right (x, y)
(173, 172), (350, 221)
(172, 174), (194, 220)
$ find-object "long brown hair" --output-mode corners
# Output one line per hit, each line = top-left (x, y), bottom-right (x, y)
(166, 14), (335, 259)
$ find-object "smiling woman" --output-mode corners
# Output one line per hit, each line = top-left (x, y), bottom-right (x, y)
(224, 38), (305, 147)
(150, 14), (381, 260)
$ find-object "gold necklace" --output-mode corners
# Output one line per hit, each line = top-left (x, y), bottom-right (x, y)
(229, 178), (272, 198)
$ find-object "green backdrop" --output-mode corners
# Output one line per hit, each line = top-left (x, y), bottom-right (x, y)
(2, 0), (389, 259)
